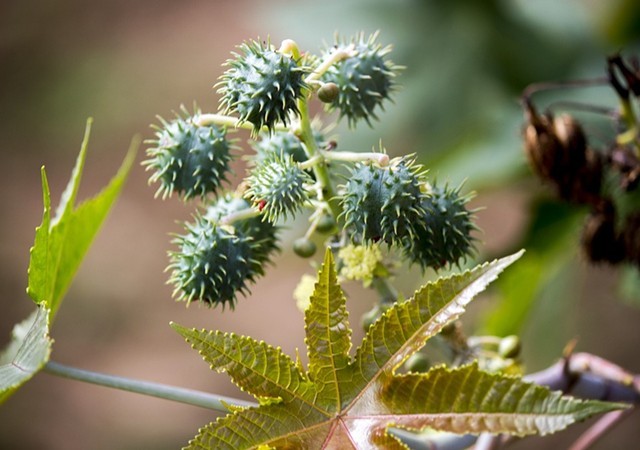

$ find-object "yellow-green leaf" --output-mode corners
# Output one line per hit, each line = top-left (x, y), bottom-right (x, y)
(379, 363), (623, 441)
(174, 249), (625, 449)
(26, 119), (137, 319)
(304, 249), (352, 411)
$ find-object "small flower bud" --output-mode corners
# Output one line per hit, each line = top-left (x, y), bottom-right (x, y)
(316, 214), (337, 234)
(498, 335), (521, 359)
(317, 82), (340, 103)
(293, 237), (317, 258)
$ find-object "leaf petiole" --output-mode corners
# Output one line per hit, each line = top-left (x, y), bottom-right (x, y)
(43, 361), (257, 412)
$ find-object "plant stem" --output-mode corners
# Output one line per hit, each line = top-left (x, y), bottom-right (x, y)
(569, 409), (633, 450)
(43, 361), (257, 412)
(322, 150), (389, 166)
(296, 91), (342, 222)
(220, 207), (261, 226)
(371, 276), (399, 305)
(195, 113), (254, 130)
(305, 45), (354, 84)
(195, 113), (288, 132)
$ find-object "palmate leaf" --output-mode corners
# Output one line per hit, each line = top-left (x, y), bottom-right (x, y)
(26, 118), (137, 319)
(0, 120), (137, 403)
(174, 249), (624, 450)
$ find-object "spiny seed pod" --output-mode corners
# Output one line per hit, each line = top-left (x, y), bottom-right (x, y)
(144, 108), (233, 200)
(340, 156), (427, 245)
(168, 216), (265, 308)
(403, 182), (476, 270)
(523, 103), (585, 184)
(249, 129), (325, 166)
(321, 32), (401, 127)
(244, 152), (312, 223)
(217, 40), (307, 135)
(581, 206), (624, 264)
(204, 193), (279, 265)
(522, 102), (602, 204)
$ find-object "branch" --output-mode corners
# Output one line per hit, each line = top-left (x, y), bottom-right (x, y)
(568, 409), (633, 450)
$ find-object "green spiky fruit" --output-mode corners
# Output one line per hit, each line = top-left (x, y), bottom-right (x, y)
(218, 40), (307, 135)
(340, 157), (427, 245)
(404, 182), (476, 270)
(144, 108), (233, 200)
(244, 152), (312, 223)
(249, 130), (321, 165)
(168, 216), (265, 308)
(320, 32), (400, 127)
(204, 193), (279, 265)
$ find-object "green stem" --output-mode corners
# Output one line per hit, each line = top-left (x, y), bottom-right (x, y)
(195, 113), (288, 133)
(220, 207), (261, 226)
(296, 93), (342, 221)
(371, 276), (399, 305)
(297, 155), (323, 171)
(195, 113), (253, 130)
(43, 361), (257, 412)
(305, 46), (354, 84)
(322, 150), (389, 166)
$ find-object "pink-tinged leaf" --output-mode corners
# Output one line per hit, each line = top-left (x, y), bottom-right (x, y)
(174, 249), (625, 449)
(188, 402), (330, 450)
(348, 251), (524, 407)
(171, 324), (317, 408)
(378, 363), (624, 439)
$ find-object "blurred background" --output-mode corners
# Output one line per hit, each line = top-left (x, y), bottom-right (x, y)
(1, 0), (640, 448)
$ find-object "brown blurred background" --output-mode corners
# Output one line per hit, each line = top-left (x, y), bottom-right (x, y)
(1, 1), (640, 449)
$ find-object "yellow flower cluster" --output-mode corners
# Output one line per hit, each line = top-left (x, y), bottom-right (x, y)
(338, 243), (383, 287)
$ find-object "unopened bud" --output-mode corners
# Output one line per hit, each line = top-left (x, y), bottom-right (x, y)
(318, 82), (340, 103)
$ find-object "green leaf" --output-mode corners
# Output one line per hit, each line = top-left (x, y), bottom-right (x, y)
(1, 119), (137, 402)
(0, 307), (53, 404)
(170, 327), (318, 408)
(174, 249), (624, 450)
(350, 250), (525, 396)
(26, 119), (138, 319)
(380, 363), (621, 438)
(304, 249), (352, 410)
